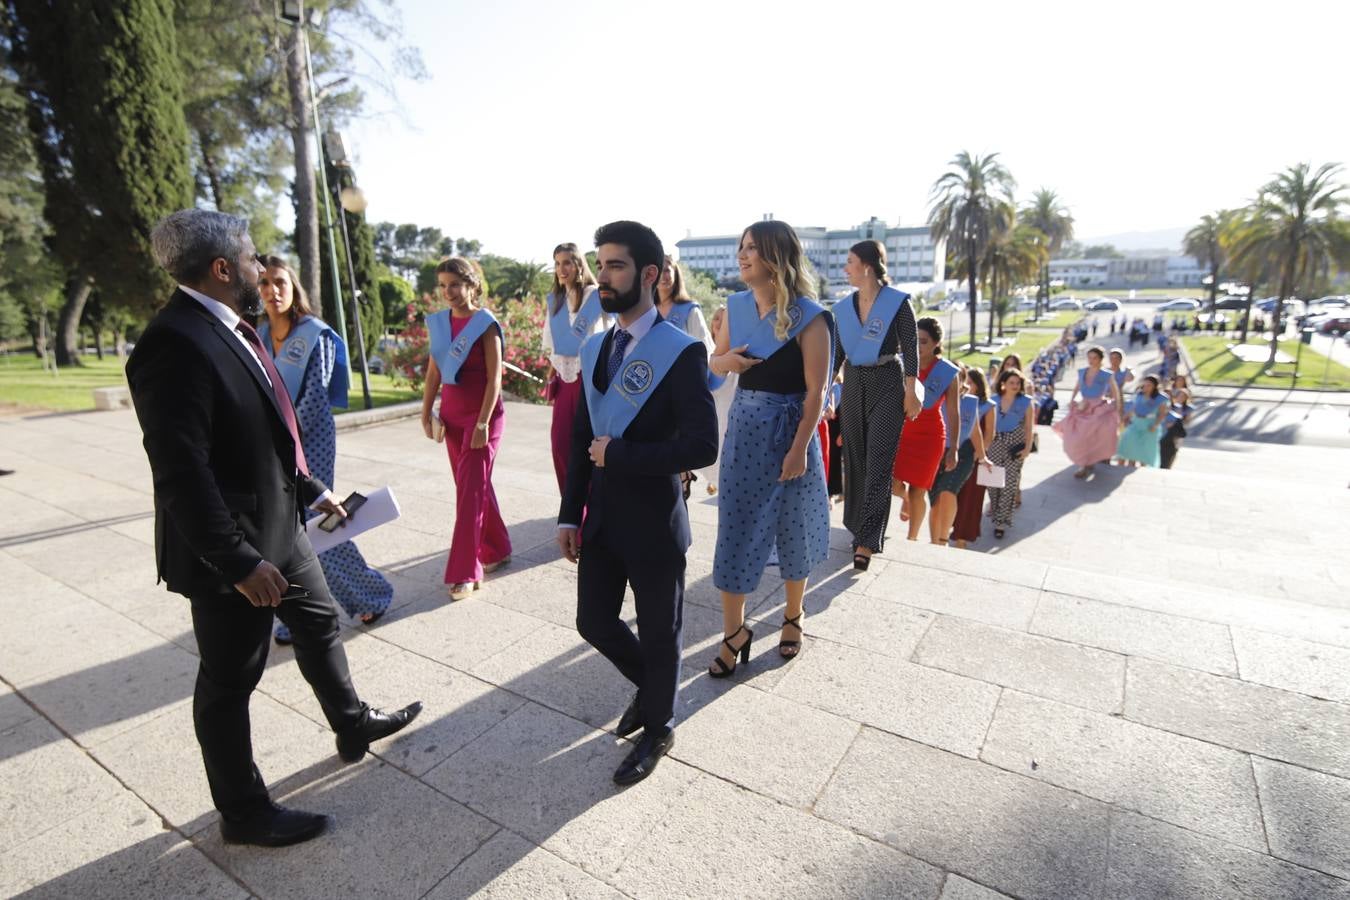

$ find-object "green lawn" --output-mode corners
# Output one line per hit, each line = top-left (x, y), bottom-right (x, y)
(1181, 335), (1350, 391)
(0, 351), (419, 412)
(950, 330), (1062, 370)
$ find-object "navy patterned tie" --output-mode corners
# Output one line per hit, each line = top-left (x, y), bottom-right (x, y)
(606, 329), (632, 388)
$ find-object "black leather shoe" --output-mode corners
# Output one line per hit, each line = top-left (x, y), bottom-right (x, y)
(613, 728), (674, 786)
(336, 701), (423, 763)
(220, 804), (329, 847)
(615, 693), (643, 738)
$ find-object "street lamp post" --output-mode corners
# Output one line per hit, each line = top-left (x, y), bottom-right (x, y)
(323, 130), (374, 410)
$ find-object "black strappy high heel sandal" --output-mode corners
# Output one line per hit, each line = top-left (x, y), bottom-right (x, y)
(708, 625), (753, 679)
(779, 613), (803, 659)
(681, 470), (697, 500)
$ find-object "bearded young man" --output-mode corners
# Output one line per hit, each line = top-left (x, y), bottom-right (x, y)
(557, 220), (718, 786)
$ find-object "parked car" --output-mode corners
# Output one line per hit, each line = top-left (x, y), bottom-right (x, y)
(1317, 316), (1350, 335)
(1213, 295), (1250, 310)
(1086, 298), (1121, 311)
(1016, 297), (1037, 310)
(1254, 297), (1282, 313)
(1049, 298), (1083, 311)
(1156, 298), (1200, 312)
(1310, 296), (1350, 309)
(367, 355), (385, 376)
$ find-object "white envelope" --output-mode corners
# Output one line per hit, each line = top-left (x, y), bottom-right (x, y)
(976, 464), (1006, 489)
(306, 485), (401, 554)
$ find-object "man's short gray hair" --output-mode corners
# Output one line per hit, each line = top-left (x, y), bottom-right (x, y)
(150, 208), (251, 285)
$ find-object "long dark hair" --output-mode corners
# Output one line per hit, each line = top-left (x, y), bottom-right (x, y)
(965, 366), (990, 403)
(260, 255), (314, 323)
(659, 254), (691, 305)
(995, 367), (1027, 396)
(849, 239), (889, 285)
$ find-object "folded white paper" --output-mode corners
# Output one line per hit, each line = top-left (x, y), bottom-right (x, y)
(975, 464), (1006, 489)
(306, 485), (401, 555)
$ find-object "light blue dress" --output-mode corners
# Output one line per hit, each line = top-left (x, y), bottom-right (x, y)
(275, 331), (393, 640)
(1115, 392), (1167, 467)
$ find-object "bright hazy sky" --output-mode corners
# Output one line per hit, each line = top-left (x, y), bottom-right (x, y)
(338, 0), (1349, 262)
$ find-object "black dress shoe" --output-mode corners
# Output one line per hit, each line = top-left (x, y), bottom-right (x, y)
(615, 693), (643, 738)
(336, 701), (423, 763)
(613, 728), (674, 786)
(220, 804), (329, 847)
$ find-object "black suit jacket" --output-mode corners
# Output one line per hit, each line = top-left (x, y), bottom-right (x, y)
(126, 290), (330, 596)
(559, 326), (718, 561)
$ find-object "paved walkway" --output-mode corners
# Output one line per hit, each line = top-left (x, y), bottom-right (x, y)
(2, 402), (1350, 899)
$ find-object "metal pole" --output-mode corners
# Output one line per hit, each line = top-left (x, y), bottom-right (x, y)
(332, 175), (373, 409)
(300, 14), (348, 347)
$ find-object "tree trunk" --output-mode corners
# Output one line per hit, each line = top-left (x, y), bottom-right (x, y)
(55, 272), (93, 367)
(1208, 264), (1219, 313)
(198, 129), (225, 209)
(986, 273), (996, 346)
(1239, 281), (1258, 344)
(285, 23), (323, 318)
(92, 327), (104, 360)
(967, 240), (977, 352)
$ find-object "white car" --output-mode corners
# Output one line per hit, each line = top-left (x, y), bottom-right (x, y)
(1049, 298), (1083, 311)
(1016, 297), (1037, 310)
(1156, 298), (1200, 312)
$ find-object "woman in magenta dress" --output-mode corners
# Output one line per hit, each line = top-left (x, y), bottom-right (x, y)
(1053, 345), (1122, 479)
(892, 317), (961, 541)
(420, 257), (512, 600)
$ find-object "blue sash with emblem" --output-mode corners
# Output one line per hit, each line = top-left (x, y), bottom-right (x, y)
(579, 321), (697, 438)
(258, 316), (349, 408)
(427, 308), (500, 386)
(921, 358), (960, 410)
(727, 291), (828, 361)
(834, 286), (907, 366)
(664, 301), (697, 333)
(548, 288), (602, 357)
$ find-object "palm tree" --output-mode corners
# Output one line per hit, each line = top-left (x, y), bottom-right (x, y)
(929, 151), (1016, 351)
(985, 223), (1047, 339)
(1020, 189), (1074, 318)
(1183, 211), (1233, 314)
(1226, 163), (1350, 367)
(1222, 210), (1275, 343)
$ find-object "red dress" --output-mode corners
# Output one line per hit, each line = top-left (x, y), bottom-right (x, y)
(892, 359), (947, 490)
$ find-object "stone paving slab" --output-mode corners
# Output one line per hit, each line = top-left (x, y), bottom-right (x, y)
(1103, 808), (1350, 899)
(1123, 657), (1350, 778)
(1253, 758), (1350, 880)
(913, 616), (1126, 714)
(815, 727), (1110, 900)
(5, 404), (1350, 898)
(981, 691), (1266, 850)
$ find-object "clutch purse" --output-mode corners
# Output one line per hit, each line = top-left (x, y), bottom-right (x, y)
(976, 464), (1006, 488)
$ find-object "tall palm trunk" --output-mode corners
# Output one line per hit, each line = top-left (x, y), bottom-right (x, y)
(967, 238), (977, 351)
(285, 23), (322, 317)
(1240, 281), (1259, 343)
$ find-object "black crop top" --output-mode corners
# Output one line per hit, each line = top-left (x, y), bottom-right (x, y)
(739, 337), (807, 394)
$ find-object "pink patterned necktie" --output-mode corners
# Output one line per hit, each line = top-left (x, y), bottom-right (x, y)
(234, 320), (310, 478)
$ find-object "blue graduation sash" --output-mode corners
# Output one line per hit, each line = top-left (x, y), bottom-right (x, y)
(727, 291), (828, 361)
(1080, 367), (1111, 399)
(428, 308), (500, 386)
(579, 321), (697, 439)
(258, 316), (349, 409)
(548, 288), (602, 357)
(952, 393), (980, 446)
(921, 358), (960, 410)
(996, 395), (1031, 432)
(1132, 393), (1166, 418)
(664, 301), (696, 333)
(834, 286), (907, 366)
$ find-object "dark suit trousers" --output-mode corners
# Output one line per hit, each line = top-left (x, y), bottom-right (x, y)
(576, 530), (685, 734)
(188, 528), (362, 820)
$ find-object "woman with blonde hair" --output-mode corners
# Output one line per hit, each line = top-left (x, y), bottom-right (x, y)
(542, 242), (606, 492)
(707, 220), (833, 674)
(258, 256), (392, 643)
(422, 257), (512, 599)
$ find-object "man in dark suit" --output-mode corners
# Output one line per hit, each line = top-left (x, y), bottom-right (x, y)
(557, 221), (718, 786)
(127, 209), (421, 847)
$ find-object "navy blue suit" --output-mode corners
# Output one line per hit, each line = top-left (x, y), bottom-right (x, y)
(561, 323), (718, 732)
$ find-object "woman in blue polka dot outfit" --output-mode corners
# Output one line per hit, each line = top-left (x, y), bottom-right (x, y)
(257, 256), (393, 644)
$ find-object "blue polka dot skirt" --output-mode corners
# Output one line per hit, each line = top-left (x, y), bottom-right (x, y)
(714, 388), (830, 593)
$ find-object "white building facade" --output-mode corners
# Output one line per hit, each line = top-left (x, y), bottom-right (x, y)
(1049, 255), (1205, 290)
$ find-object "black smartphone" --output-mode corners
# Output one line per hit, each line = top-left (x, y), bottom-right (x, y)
(280, 583), (311, 602)
(318, 491), (367, 533)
